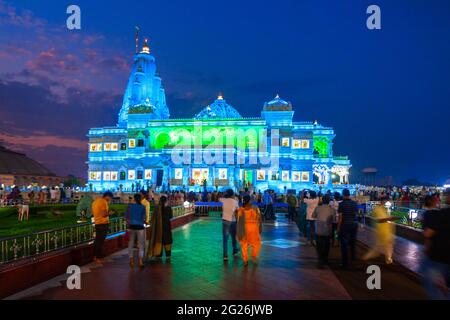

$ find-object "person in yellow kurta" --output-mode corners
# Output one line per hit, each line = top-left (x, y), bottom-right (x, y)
(363, 198), (399, 264)
(236, 194), (263, 267)
(140, 190), (151, 224)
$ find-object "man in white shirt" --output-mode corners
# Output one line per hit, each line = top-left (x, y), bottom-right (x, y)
(304, 190), (319, 245)
(50, 187), (58, 203)
(219, 189), (240, 261)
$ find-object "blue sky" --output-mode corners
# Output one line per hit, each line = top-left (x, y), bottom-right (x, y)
(0, 0), (449, 184)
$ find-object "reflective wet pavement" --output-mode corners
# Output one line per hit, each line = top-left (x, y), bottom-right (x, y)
(7, 216), (427, 300)
(9, 217), (350, 300)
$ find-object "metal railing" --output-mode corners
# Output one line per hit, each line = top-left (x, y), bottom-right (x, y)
(0, 205), (195, 265)
(365, 202), (425, 229)
(0, 217), (127, 265)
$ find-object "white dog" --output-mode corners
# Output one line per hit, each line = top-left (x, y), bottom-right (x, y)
(17, 204), (29, 222)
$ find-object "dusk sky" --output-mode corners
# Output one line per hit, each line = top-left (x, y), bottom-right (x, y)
(0, 0), (449, 184)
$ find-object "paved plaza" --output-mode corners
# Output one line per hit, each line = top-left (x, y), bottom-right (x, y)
(7, 216), (426, 300)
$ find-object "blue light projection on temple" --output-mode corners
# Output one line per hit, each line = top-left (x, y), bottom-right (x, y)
(87, 36), (352, 192)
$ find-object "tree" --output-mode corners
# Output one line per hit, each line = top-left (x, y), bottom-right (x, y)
(64, 175), (81, 187)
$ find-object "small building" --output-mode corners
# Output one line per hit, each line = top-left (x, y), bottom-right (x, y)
(0, 146), (63, 189)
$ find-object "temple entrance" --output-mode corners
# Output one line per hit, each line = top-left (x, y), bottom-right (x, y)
(191, 168), (209, 185)
(156, 169), (164, 186)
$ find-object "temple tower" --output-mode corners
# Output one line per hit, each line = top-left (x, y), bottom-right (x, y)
(118, 37), (170, 126)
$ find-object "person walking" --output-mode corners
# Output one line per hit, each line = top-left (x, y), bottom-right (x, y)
(296, 190), (308, 236)
(236, 195), (263, 267)
(420, 189), (450, 300)
(262, 190), (273, 221)
(362, 197), (399, 264)
(219, 189), (240, 261)
(140, 190), (151, 225)
(337, 189), (359, 268)
(92, 191), (114, 264)
(312, 195), (335, 267)
(304, 191), (319, 245)
(147, 195), (173, 261)
(331, 192), (342, 246)
(126, 193), (146, 268)
(287, 191), (298, 222)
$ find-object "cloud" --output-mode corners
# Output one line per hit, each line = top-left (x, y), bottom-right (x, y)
(0, 79), (122, 177)
(83, 34), (105, 45)
(0, 132), (86, 150)
(0, 0), (46, 29)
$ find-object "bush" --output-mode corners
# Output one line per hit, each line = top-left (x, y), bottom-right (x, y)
(29, 204), (77, 215)
(0, 207), (18, 219)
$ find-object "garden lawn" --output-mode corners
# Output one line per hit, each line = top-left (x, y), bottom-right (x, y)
(0, 204), (128, 239)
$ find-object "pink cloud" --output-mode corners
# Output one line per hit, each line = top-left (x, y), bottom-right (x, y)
(0, 132), (86, 151)
(83, 34), (105, 45)
(0, 0), (46, 28)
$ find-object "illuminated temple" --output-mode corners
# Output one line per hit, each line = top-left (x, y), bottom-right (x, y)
(87, 39), (352, 192)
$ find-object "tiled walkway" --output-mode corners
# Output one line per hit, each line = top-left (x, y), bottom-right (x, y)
(6, 216), (428, 300)
(357, 225), (423, 274)
(8, 218), (351, 300)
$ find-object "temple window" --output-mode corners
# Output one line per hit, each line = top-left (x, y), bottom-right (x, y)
(104, 143), (111, 151)
(301, 140), (310, 149)
(119, 171), (126, 180)
(128, 170), (136, 180)
(292, 171), (301, 182)
(282, 170), (290, 181)
(111, 171), (118, 181)
(218, 169), (227, 180)
(256, 170), (266, 181)
(89, 143), (103, 152)
(174, 168), (183, 180)
(129, 139), (136, 148)
(281, 137), (290, 147)
(137, 139), (145, 147)
(301, 172), (310, 182)
(270, 170), (279, 181)
(293, 139), (310, 149)
(137, 170), (143, 180)
(89, 171), (101, 181)
(103, 172), (111, 181)
(120, 142), (127, 151)
(111, 143), (119, 151)
(144, 169), (152, 180)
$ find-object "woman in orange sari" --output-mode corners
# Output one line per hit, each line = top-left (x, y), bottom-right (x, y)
(236, 194), (263, 266)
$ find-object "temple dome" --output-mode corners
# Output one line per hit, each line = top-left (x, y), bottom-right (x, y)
(194, 95), (242, 119)
(263, 94), (293, 111)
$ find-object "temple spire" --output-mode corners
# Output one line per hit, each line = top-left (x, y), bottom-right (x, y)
(135, 26), (140, 54)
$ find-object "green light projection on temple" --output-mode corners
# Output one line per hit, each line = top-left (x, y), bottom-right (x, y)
(313, 136), (330, 157)
(129, 125), (265, 150)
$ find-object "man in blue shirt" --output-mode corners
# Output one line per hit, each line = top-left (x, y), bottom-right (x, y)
(126, 193), (146, 268)
(337, 188), (359, 268)
(263, 190), (273, 220)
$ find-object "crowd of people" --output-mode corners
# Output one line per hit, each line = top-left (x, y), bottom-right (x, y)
(0, 186), (77, 206)
(90, 190), (174, 268)
(2, 182), (449, 299)
(359, 186), (443, 208)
